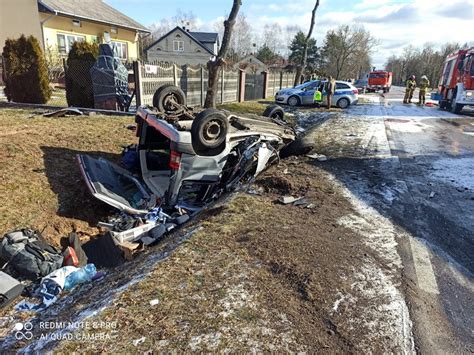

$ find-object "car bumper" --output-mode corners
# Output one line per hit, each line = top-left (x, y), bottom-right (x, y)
(275, 95), (287, 103)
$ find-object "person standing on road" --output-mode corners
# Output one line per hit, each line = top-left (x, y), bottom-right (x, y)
(418, 75), (430, 106)
(403, 75), (417, 104)
(326, 76), (336, 109)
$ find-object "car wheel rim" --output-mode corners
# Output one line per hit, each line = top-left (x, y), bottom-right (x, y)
(340, 100), (348, 108)
(203, 120), (221, 141)
(164, 94), (179, 111)
(289, 97), (297, 106)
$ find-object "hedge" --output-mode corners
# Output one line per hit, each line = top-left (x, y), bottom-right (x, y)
(65, 41), (99, 108)
(2, 35), (51, 104)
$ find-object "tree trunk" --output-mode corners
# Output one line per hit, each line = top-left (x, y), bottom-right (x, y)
(204, 0), (242, 108)
(293, 0), (320, 87)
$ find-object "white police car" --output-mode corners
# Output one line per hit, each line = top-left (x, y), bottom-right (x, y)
(275, 80), (359, 108)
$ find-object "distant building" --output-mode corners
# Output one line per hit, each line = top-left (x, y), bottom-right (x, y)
(234, 55), (267, 73)
(0, 0), (150, 61)
(145, 26), (219, 66)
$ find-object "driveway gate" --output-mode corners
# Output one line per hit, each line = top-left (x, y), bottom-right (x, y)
(244, 73), (264, 101)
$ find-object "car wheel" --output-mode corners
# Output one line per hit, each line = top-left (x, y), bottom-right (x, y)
(280, 135), (315, 158)
(153, 85), (186, 112)
(337, 97), (350, 109)
(439, 100), (447, 110)
(263, 104), (285, 120)
(287, 95), (300, 107)
(451, 101), (463, 114)
(191, 109), (228, 156)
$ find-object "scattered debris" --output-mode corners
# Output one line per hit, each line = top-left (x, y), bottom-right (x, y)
(278, 196), (304, 205)
(149, 299), (160, 306)
(293, 198), (309, 207)
(0, 271), (24, 309)
(43, 108), (84, 118)
(429, 191), (436, 198)
(118, 241), (143, 261)
(247, 187), (264, 196)
(306, 153), (328, 161)
(283, 168), (289, 174)
(132, 337), (146, 346)
(125, 124), (136, 131)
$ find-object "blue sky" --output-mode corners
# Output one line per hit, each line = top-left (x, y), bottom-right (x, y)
(105, 0), (367, 25)
(105, 0), (474, 67)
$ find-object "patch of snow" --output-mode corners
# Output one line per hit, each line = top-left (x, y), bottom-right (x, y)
(329, 173), (414, 353)
(188, 332), (222, 351)
(430, 157), (474, 190)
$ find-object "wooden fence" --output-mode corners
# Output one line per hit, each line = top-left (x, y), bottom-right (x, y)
(134, 61), (240, 107)
(133, 60), (297, 107)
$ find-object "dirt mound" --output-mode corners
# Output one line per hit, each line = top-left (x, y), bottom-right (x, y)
(256, 175), (294, 195)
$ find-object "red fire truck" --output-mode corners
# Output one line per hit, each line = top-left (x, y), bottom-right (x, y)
(438, 47), (474, 113)
(367, 70), (392, 93)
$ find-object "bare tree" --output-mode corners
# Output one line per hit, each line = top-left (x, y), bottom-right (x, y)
(283, 25), (301, 58)
(173, 9), (198, 30)
(385, 42), (462, 86)
(320, 25), (376, 79)
(232, 13), (253, 59)
(204, 0), (242, 108)
(294, 0), (320, 87)
(263, 23), (283, 55)
(149, 18), (173, 40)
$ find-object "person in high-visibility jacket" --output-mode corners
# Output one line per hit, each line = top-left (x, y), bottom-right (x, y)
(313, 87), (323, 107)
(418, 75), (430, 105)
(403, 75), (417, 104)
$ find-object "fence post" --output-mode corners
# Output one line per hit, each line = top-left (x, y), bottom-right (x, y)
(220, 68), (225, 104)
(279, 71), (283, 89)
(200, 66), (205, 106)
(238, 69), (246, 102)
(262, 71), (269, 99)
(173, 64), (178, 86)
(133, 60), (143, 107)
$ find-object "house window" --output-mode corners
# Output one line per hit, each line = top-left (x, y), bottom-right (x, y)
(112, 41), (128, 60)
(57, 33), (85, 55)
(173, 40), (184, 52)
(72, 19), (81, 27)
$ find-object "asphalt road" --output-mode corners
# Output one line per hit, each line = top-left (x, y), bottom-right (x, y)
(381, 86), (473, 353)
(315, 86), (473, 353)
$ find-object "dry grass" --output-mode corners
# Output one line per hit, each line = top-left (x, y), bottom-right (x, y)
(217, 100), (271, 115)
(0, 108), (135, 242)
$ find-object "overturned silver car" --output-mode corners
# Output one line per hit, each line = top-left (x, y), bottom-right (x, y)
(76, 85), (307, 244)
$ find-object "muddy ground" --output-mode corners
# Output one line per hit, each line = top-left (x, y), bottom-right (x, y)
(0, 106), (412, 352)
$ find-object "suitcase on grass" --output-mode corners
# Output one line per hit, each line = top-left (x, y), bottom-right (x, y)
(0, 271), (24, 308)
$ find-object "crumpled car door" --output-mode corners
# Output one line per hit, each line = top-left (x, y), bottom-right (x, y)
(77, 154), (155, 215)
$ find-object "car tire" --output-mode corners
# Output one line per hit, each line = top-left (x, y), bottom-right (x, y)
(451, 101), (463, 114)
(280, 135), (315, 158)
(153, 85), (186, 112)
(263, 104), (285, 120)
(287, 95), (300, 107)
(337, 97), (350, 109)
(191, 109), (228, 156)
(439, 100), (447, 110)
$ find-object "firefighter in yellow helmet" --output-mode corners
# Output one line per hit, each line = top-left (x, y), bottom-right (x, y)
(418, 75), (430, 105)
(403, 75), (416, 104)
